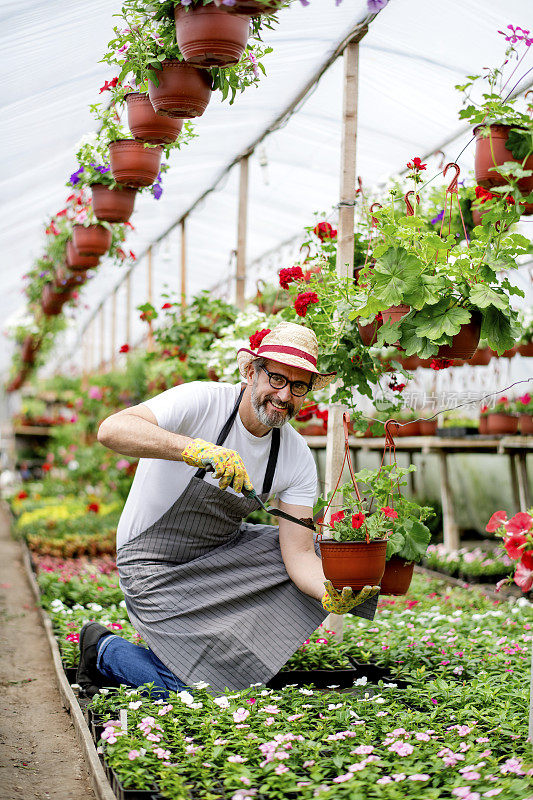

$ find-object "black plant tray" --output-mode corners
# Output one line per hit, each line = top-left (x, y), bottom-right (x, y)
(268, 658), (407, 690)
(62, 663), (78, 684)
(110, 768), (159, 800)
(437, 427), (479, 438)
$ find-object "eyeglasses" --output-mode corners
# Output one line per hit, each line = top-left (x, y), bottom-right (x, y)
(260, 365), (312, 397)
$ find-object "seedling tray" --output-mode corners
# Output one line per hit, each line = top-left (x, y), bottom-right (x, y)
(437, 427), (479, 437)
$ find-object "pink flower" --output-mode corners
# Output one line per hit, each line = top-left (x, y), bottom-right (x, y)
(116, 459), (130, 470)
(128, 750), (140, 760)
(388, 741), (414, 756)
(513, 561), (533, 591)
(352, 745), (374, 755)
(506, 512), (532, 535)
(485, 510), (507, 532)
(377, 777), (393, 784)
(504, 533), (528, 560)
(232, 708), (250, 723)
(408, 774), (430, 781)
(88, 386), (104, 400)
(483, 791), (503, 797)
(333, 773), (353, 783)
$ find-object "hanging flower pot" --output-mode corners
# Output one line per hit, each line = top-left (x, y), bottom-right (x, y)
(148, 60), (212, 119)
(54, 267), (87, 292)
(6, 368), (29, 392)
(174, 4), (250, 68)
(213, 0), (281, 14)
(91, 183), (137, 223)
(436, 311), (481, 360)
(382, 305), (411, 325)
(468, 347), (492, 366)
(474, 124), (533, 194)
(419, 419), (438, 435)
(517, 342), (533, 357)
(21, 335), (39, 365)
(319, 539), (387, 591)
(357, 315), (382, 346)
(519, 414), (533, 435)
(298, 423), (326, 437)
(389, 420), (421, 437)
(126, 92), (183, 144)
(400, 353), (423, 370)
(109, 140), (162, 188)
(486, 413), (519, 435)
(72, 224), (112, 257)
(379, 556), (415, 596)
(41, 283), (72, 316)
(501, 345), (518, 359)
(479, 415), (489, 435)
(66, 240), (100, 272)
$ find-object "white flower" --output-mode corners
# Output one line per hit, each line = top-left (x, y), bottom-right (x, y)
(88, 603), (103, 612)
(214, 696), (230, 709)
(353, 677), (368, 687)
(129, 701), (143, 710)
(178, 691), (194, 705)
(299, 688), (314, 695)
(119, 600), (127, 608)
(327, 703), (343, 710)
(191, 681), (210, 690)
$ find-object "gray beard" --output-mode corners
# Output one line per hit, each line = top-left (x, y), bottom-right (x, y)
(251, 378), (295, 429)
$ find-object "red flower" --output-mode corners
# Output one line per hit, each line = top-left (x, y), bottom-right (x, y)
(486, 510), (507, 533)
(480, 405), (489, 414)
(279, 266), (304, 290)
(294, 291), (319, 317)
(119, 344), (130, 353)
(313, 221), (337, 241)
(161, 302), (173, 310)
(99, 77), (119, 93)
(41, 463), (51, 472)
(296, 402), (319, 422)
(430, 358), (453, 371)
(389, 381), (406, 393)
(504, 533), (528, 560)
(521, 549), (533, 570)
(316, 408), (328, 430)
(129, 250), (136, 261)
(406, 157), (427, 171)
(475, 186), (496, 204)
(116, 248), (127, 261)
(513, 562), (533, 592)
(178, 352), (187, 362)
(17, 491), (28, 500)
(330, 510), (345, 525)
(381, 506), (398, 519)
(351, 513), (365, 529)
(46, 221), (60, 236)
(506, 512), (533, 535)
(87, 502), (100, 514)
(249, 328), (271, 350)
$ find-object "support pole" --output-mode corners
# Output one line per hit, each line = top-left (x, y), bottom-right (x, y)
(99, 304), (105, 373)
(323, 40), (360, 642)
(438, 451), (459, 552)
(181, 218), (187, 310)
(147, 248), (154, 352)
(111, 289), (117, 370)
(126, 272), (132, 346)
(235, 156), (249, 310)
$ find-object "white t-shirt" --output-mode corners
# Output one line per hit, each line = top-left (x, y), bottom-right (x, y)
(116, 381), (318, 549)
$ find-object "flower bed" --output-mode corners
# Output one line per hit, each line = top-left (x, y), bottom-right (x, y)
(424, 544), (514, 583)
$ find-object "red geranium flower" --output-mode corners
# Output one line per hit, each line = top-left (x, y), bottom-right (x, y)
(504, 533), (528, 560)
(486, 510), (507, 532)
(249, 328), (271, 350)
(161, 302), (173, 310)
(389, 381), (406, 393)
(294, 291), (319, 317)
(506, 512), (533, 535)
(313, 221), (337, 241)
(17, 491), (28, 500)
(351, 513), (365, 529)
(430, 358), (453, 371)
(475, 186), (496, 204)
(279, 266), (304, 290)
(381, 506), (398, 519)
(407, 157), (427, 171)
(119, 344), (130, 353)
(87, 502), (100, 513)
(330, 510), (345, 525)
(41, 463), (51, 472)
(296, 402), (319, 422)
(99, 77), (119, 93)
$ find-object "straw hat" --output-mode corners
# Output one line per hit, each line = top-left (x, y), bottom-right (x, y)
(237, 322), (336, 391)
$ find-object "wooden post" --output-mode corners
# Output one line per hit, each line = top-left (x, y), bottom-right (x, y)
(147, 247), (154, 351)
(111, 288), (117, 370)
(517, 451), (531, 510)
(99, 303), (105, 373)
(509, 454), (521, 514)
(126, 272), (132, 346)
(323, 40), (360, 642)
(235, 156), (249, 310)
(181, 218), (187, 310)
(438, 451), (459, 552)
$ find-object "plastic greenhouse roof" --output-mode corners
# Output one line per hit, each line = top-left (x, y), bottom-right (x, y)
(1, 0), (532, 379)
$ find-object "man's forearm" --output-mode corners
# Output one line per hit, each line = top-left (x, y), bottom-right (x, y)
(285, 549), (326, 602)
(98, 412), (193, 461)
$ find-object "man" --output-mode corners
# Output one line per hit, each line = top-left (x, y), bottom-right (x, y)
(77, 322), (379, 697)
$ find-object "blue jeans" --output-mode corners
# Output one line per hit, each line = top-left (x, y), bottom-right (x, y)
(96, 635), (188, 699)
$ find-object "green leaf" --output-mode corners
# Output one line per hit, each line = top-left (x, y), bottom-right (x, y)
(468, 283), (508, 312)
(506, 128), (533, 160)
(386, 530), (405, 559)
(372, 247), (423, 306)
(398, 519), (431, 562)
(480, 306), (519, 354)
(414, 301), (471, 340)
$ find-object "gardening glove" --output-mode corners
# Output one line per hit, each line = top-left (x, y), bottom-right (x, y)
(182, 438), (254, 494)
(322, 580), (380, 614)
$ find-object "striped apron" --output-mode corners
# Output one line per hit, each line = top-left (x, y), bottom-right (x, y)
(117, 387), (378, 691)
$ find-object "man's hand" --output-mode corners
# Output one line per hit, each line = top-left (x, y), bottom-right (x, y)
(321, 580), (380, 614)
(182, 439), (253, 494)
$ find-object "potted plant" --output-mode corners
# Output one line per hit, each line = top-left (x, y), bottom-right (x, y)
(389, 410), (421, 437)
(294, 402), (328, 436)
(485, 396), (519, 435)
(456, 26), (533, 209)
(468, 338), (493, 366)
(517, 309), (533, 357)
(173, 1), (252, 68)
(438, 413), (480, 438)
(214, 0), (286, 13)
(485, 507), (533, 592)
(516, 393), (533, 435)
(479, 404), (490, 435)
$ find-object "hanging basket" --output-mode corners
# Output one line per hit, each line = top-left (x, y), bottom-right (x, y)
(517, 342), (533, 357)
(436, 311), (481, 360)
(388, 420), (421, 437)
(213, 0), (281, 14)
(21, 335), (39, 365)
(357, 316), (382, 346)
(474, 124), (533, 194)
(148, 60), (213, 119)
(109, 140), (162, 188)
(419, 419), (438, 435)
(72, 224), (112, 257)
(91, 183), (137, 223)
(126, 92), (183, 144)
(382, 305), (410, 325)
(501, 345), (518, 359)
(41, 283), (72, 316)
(54, 267), (87, 292)
(319, 539), (387, 591)
(519, 414), (533, 435)
(479, 416), (489, 435)
(66, 240), (100, 272)
(468, 347), (492, 366)
(379, 556), (415, 596)
(174, 4), (250, 68)
(6, 368), (29, 392)
(486, 414), (519, 435)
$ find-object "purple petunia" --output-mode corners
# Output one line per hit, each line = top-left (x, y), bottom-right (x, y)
(70, 166), (84, 185)
(430, 209), (445, 224)
(90, 162), (110, 174)
(367, 0), (388, 11)
(152, 183), (163, 200)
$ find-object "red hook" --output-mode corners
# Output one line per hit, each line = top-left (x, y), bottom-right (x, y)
(355, 176), (363, 195)
(404, 191), (420, 217)
(433, 149), (446, 169)
(370, 202), (382, 226)
(443, 162), (461, 194)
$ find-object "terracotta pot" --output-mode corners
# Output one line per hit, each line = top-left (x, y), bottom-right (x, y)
(109, 140), (162, 188)
(501, 345), (518, 359)
(389, 420), (421, 437)
(54, 267), (87, 292)
(357, 316), (382, 346)
(126, 92), (183, 144)
(21, 335), (39, 365)
(379, 556), (415, 596)
(148, 60), (213, 119)
(319, 539), (387, 591)
(66, 240), (100, 272)
(298, 423), (326, 437)
(519, 414), (533, 435)
(91, 183), (137, 223)
(213, 0), (280, 14)
(474, 124), (533, 195)
(468, 347), (492, 366)
(174, 4), (250, 68)
(400, 354), (422, 370)
(437, 311), (481, 360)
(72, 224), (112, 257)
(6, 368), (29, 392)
(478, 415), (489, 435)
(382, 305), (411, 325)
(41, 283), (72, 315)
(518, 342), (533, 357)
(419, 419), (438, 436)
(486, 413), (519, 435)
